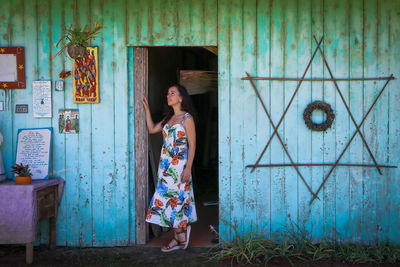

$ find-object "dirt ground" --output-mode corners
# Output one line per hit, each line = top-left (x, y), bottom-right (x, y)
(1, 244), (399, 267)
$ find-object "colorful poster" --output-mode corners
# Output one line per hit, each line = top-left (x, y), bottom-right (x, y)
(32, 81), (52, 118)
(73, 47), (99, 103)
(58, 109), (79, 134)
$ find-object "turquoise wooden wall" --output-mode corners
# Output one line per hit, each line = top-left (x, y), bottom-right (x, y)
(0, 0), (399, 246)
(217, 0), (400, 245)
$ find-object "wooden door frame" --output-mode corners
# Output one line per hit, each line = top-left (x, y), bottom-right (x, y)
(134, 46), (218, 245)
(134, 47), (149, 244)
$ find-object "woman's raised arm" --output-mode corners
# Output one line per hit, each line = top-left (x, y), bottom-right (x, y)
(142, 94), (163, 134)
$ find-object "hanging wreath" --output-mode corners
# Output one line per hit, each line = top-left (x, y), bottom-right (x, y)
(303, 101), (335, 131)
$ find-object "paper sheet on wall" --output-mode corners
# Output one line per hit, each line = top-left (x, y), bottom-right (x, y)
(15, 128), (52, 180)
(32, 81), (52, 118)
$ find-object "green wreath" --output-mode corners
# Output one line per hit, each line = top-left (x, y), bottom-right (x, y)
(303, 101), (335, 131)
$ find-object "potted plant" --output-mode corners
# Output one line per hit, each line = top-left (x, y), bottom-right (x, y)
(11, 163), (33, 185)
(53, 22), (102, 60)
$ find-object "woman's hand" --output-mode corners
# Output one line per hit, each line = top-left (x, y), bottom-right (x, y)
(181, 167), (191, 183)
(142, 94), (150, 113)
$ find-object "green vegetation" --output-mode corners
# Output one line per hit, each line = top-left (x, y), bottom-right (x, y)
(10, 163), (32, 177)
(208, 217), (400, 266)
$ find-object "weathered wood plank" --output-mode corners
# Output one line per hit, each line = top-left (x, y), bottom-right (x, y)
(101, 0), (118, 246)
(255, 0), (272, 235)
(270, 0), (286, 235)
(63, 0), (80, 246)
(296, 0), (313, 232)
(113, 0), (130, 245)
(217, 0), (232, 240)
(77, 0), (93, 247)
(204, 0), (218, 46)
(334, 0), (350, 243)
(242, 0), (257, 233)
(190, 0), (203, 45)
(50, 0), (67, 246)
(362, 0), (378, 244)
(310, 0), (324, 241)
(283, 0), (298, 229)
(376, 0), (391, 243)
(323, 0), (337, 240)
(348, 0), (364, 243)
(387, 0), (400, 243)
(229, 0), (245, 236)
(176, 0), (190, 46)
(127, 47), (136, 245)
(134, 47), (148, 244)
(90, 0), (105, 246)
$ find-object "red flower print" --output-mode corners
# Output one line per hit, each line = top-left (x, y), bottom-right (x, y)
(162, 130), (167, 139)
(171, 155), (179, 165)
(178, 220), (187, 229)
(180, 148), (185, 152)
(173, 142), (177, 147)
(162, 147), (166, 154)
(184, 181), (190, 191)
(186, 198), (190, 205)
(169, 197), (178, 208)
(146, 209), (152, 219)
(154, 199), (163, 207)
(177, 131), (186, 138)
(177, 183), (181, 189)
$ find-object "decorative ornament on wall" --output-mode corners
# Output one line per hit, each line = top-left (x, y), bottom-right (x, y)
(73, 47), (99, 103)
(243, 36), (396, 205)
(303, 101), (335, 132)
(58, 109), (79, 134)
(0, 47), (25, 89)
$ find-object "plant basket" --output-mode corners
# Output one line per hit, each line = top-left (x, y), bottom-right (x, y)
(15, 176), (32, 185)
(67, 44), (87, 60)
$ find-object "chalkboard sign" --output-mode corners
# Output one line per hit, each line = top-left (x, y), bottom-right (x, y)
(15, 128), (52, 180)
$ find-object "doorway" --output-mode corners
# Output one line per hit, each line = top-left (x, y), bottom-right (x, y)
(134, 47), (219, 246)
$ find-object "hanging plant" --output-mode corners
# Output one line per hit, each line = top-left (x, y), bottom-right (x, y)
(53, 22), (103, 60)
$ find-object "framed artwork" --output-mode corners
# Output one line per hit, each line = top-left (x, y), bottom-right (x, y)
(15, 128), (52, 180)
(55, 80), (64, 91)
(58, 109), (79, 134)
(73, 47), (99, 103)
(0, 47), (25, 89)
(32, 81), (52, 118)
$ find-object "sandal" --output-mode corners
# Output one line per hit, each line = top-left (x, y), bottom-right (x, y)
(176, 225), (191, 250)
(161, 237), (181, 252)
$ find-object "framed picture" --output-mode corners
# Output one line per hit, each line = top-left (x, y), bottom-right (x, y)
(0, 47), (25, 89)
(58, 109), (79, 134)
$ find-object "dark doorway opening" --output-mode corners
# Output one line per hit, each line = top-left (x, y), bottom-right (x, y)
(145, 47), (219, 247)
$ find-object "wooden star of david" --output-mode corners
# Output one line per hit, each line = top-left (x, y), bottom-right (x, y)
(243, 36), (396, 205)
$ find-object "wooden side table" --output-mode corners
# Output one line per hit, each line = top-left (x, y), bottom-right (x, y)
(25, 185), (59, 264)
(0, 178), (64, 265)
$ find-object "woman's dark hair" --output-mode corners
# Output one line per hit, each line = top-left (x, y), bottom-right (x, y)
(161, 84), (197, 127)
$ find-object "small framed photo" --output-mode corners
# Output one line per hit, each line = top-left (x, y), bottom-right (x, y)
(55, 80), (64, 91)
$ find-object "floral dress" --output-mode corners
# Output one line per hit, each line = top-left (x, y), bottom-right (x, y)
(145, 113), (197, 228)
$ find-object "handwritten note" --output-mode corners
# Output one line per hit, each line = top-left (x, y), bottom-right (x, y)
(15, 128), (52, 180)
(32, 81), (52, 118)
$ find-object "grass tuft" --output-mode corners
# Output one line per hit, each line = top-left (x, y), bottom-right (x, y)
(207, 217), (400, 266)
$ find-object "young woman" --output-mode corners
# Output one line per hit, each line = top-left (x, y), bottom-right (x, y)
(142, 84), (197, 252)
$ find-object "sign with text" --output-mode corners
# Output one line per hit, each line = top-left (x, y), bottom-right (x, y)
(15, 128), (52, 180)
(32, 81), (52, 118)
